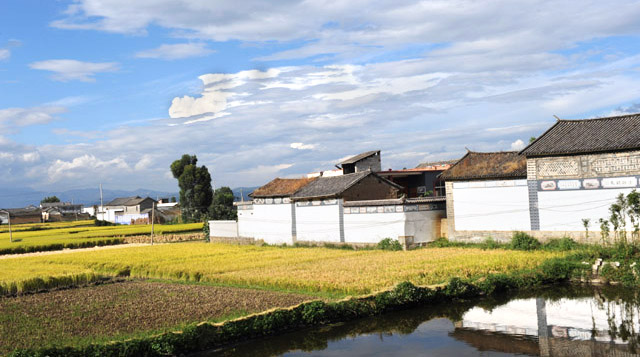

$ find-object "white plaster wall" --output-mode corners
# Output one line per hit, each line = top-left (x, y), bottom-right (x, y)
(237, 203), (294, 245)
(453, 180), (530, 231)
(405, 210), (445, 243)
(102, 208), (121, 223)
(538, 188), (634, 231)
(209, 220), (238, 238)
(344, 211), (405, 243)
(295, 203), (341, 242)
(114, 213), (148, 225)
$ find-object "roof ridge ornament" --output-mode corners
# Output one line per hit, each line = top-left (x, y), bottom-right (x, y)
(553, 114), (561, 121)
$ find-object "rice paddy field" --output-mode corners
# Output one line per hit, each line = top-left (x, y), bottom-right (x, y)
(0, 242), (561, 296)
(0, 281), (315, 354)
(0, 220), (202, 254)
(0, 240), (564, 353)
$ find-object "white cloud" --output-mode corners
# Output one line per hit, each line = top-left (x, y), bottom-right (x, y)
(290, 142), (315, 150)
(47, 154), (130, 182)
(0, 49), (9, 61)
(29, 59), (119, 82)
(51, 0), (640, 65)
(22, 152), (41, 163)
(135, 42), (214, 60)
(134, 154), (153, 170)
(0, 1), (637, 192)
(510, 139), (526, 151)
(0, 106), (66, 132)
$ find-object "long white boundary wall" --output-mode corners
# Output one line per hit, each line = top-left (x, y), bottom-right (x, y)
(209, 220), (238, 237)
(221, 198), (446, 245)
(295, 199), (342, 242)
(452, 179), (530, 231)
(343, 204), (444, 243)
(237, 199), (295, 245)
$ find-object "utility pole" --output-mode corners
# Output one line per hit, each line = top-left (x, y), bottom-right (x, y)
(7, 212), (11, 243)
(151, 202), (155, 245)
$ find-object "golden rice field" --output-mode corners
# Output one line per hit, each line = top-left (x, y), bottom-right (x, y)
(0, 243), (562, 296)
(0, 220), (202, 254)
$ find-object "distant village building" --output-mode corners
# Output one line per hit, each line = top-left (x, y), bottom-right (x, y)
(0, 206), (42, 224)
(217, 151), (447, 246)
(378, 160), (455, 198)
(339, 150), (381, 174)
(40, 202), (87, 222)
(103, 196), (157, 224)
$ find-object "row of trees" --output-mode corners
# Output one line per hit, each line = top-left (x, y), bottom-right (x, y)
(170, 154), (237, 222)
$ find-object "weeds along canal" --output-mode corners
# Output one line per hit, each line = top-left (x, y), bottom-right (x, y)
(197, 284), (640, 357)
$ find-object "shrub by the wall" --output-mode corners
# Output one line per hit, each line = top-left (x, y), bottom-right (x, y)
(510, 232), (541, 251)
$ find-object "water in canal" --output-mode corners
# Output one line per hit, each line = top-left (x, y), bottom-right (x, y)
(204, 285), (640, 356)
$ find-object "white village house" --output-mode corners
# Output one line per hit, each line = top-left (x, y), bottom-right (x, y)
(212, 113), (640, 246)
(445, 113), (640, 243)
(212, 152), (447, 246)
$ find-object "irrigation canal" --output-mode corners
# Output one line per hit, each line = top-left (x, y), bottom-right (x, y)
(198, 284), (640, 356)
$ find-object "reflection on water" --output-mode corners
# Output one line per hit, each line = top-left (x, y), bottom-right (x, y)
(199, 285), (640, 356)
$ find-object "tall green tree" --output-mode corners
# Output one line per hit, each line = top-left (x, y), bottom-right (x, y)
(41, 196), (60, 204)
(209, 186), (237, 220)
(170, 154), (213, 222)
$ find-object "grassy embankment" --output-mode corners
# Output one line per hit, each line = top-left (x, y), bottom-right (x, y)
(0, 220), (202, 255)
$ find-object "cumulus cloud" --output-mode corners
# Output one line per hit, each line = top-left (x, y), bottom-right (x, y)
(135, 42), (214, 60)
(47, 154), (130, 182)
(290, 143), (315, 150)
(29, 59), (119, 82)
(510, 139), (526, 151)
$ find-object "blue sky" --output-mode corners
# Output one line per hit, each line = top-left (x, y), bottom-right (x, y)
(1, 0), (640, 193)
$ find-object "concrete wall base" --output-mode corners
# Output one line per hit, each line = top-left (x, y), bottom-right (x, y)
(210, 236), (263, 245)
(449, 230), (608, 244)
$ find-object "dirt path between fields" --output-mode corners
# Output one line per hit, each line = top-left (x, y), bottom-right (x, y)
(0, 243), (155, 260)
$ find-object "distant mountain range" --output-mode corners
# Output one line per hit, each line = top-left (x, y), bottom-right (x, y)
(0, 186), (258, 208)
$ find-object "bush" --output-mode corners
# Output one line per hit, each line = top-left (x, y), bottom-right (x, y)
(510, 231), (541, 251)
(484, 237), (502, 249)
(430, 237), (451, 247)
(543, 237), (579, 251)
(377, 238), (402, 251)
(94, 219), (116, 226)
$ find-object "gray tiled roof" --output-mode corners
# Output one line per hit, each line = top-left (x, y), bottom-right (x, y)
(292, 171), (401, 200)
(521, 113), (640, 157)
(105, 196), (151, 206)
(340, 150), (380, 165)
